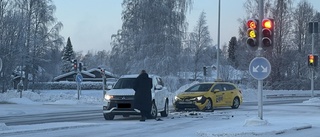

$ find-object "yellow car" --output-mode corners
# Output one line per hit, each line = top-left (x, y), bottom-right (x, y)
(174, 81), (243, 111)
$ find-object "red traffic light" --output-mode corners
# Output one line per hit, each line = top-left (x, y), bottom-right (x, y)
(262, 19), (273, 29)
(247, 19), (258, 29)
(261, 18), (274, 50)
(246, 19), (259, 51)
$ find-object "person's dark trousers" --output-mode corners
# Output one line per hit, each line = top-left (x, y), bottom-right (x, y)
(140, 111), (146, 122)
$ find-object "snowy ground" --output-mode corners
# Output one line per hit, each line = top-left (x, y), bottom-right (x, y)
(0, 88), (320, 137)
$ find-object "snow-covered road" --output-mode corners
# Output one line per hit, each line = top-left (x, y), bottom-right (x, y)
(0, 90), (320, 137)
(1, 101), (320, 137)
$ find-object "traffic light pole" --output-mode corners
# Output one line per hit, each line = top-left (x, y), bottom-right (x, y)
(258, 0), (264, 120)
(311, 32), (315, 97)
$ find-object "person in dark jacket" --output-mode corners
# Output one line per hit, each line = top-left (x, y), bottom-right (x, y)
(133, 70), (153, 122)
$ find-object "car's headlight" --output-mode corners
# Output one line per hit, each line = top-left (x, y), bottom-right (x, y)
(174, 96), (180, 101)
(104, 94), (113, 100)
(196, 96), (203, 101)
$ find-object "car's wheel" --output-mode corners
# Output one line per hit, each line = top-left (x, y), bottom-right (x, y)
(148, 101), (158, 119)
(160, 100), (169, 117)
(231, 97), (240, 109)
(103, 113), (115, 120)
(202, 98), (213, 112)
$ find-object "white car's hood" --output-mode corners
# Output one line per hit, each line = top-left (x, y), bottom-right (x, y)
(107, 89), (135, 96)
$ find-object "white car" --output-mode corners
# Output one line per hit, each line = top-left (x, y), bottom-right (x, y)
(102, 74), (170, 120)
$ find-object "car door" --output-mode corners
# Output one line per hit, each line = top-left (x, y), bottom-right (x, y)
(153, 76), (165, 110)
(210, 84), (225, 107)
(220, 84), (234, 105)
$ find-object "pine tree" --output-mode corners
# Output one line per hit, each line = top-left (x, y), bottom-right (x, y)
(228, 37), (237, 67)
(61, 37), (75, 73)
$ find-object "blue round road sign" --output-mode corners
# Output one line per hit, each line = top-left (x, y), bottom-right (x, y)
(249, 57), (271, 80)
(76, 74), (83, 83)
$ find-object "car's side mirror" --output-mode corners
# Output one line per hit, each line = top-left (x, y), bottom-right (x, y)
(155, 85), (163, 90)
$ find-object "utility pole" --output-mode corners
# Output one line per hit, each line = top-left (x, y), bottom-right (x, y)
(216, 0), (221, 80)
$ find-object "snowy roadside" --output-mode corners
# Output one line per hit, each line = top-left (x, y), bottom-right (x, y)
(1, 103), (320, 137)
(0, 89), (320, 137)
(1, 88), (320, 117)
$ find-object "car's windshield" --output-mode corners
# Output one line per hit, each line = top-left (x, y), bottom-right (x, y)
(185, 83), (213, 92)
(113, 78), (136, 89)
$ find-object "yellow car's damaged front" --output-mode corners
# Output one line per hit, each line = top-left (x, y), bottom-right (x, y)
(174, 82), (243, 112)
(174, 92), (213, 111)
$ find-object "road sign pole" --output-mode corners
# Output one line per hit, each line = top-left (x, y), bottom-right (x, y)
(103, 74), (106, 98)
(258, 80), (263, 119)
(311, 68), (314, 98)
(0, 57), (2, 72)
(77, 82), (80, 100)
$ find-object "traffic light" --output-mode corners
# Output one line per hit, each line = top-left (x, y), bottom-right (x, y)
(73, 59), (77, 72)
(246, 19), (259, 51)
(98, 67), (105, 76)
(79, 62), (82, 72)
(203, 67), (207, 76)
(308, 54), (318, 67)
(261, 18), (274, 51)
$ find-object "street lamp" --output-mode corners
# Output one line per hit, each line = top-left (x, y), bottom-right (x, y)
(216, 0), (221, 80)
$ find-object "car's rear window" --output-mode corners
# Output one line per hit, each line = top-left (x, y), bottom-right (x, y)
(185, 83), (213, 92)
(113, 78), (136, 89)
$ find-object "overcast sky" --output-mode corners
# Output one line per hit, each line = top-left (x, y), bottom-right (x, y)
(53, 0), (320, 53)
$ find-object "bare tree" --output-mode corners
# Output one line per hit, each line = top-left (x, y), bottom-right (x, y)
(288, 0), (314, 89)
(0, 0), (63, 91)
(110, 0), (192, 76)
(187, 11), (213, 80)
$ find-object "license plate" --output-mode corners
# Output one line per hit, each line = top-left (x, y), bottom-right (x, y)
(179, 101), (193, 104)
(117, 103), (131, 108)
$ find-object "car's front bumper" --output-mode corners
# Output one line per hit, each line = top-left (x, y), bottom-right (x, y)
(103, 99), (141, 115)
(174, 100), (207, 111)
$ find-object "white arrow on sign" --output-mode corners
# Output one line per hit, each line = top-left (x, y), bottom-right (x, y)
(253, 65), (259, 72)
(252, 65), (268, 73)
(261, 65), (268, 73)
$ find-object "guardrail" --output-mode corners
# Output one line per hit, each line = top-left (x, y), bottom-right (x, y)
(265, 94), (320, 99)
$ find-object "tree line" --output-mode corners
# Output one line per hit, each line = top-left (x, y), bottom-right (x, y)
(1, 0), (320, 92)
(0, 0), (63, 92)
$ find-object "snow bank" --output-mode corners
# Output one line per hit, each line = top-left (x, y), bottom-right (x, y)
(0, 123), (10, 131)
(0, 90), (103, 105)
(303, 97), (320, 104)
(244, 117), (270, 126)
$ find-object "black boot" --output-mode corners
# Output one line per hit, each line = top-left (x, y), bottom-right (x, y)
(140, 115), (146, 122)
